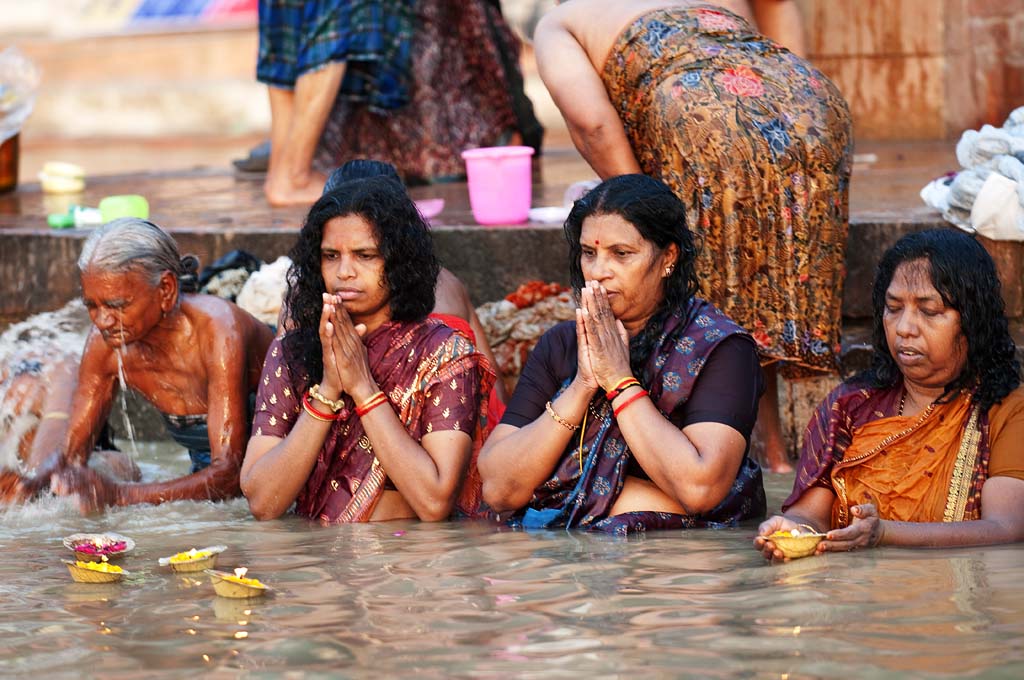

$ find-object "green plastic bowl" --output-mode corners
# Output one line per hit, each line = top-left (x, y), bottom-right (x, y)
(99, 194), (149, 222)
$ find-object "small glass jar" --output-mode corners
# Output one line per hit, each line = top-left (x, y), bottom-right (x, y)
(0, 133), (19, 193)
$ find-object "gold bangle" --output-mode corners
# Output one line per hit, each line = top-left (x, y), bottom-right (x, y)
(41, 411), (70, 421)
(545, 401), (579, 431)
(309, 383), (344, 412)
(302, 395), (337, 422)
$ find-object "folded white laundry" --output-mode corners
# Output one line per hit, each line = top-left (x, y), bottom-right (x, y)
(1005, 106), (1024, 136)
(971, 172), (1024, 241)
(956, 125), (1024, 169)
(236, 255), (292, 326)
(948, 166), (991, 212)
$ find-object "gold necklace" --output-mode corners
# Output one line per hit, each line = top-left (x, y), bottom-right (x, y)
(898, 391), (906, 416)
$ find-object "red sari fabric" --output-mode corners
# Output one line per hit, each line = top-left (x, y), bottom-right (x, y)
(252, 318), (495, 523)
(429, 311), (506, 425)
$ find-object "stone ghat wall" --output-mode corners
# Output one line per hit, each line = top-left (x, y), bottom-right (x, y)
(801, 0), (1024, 139)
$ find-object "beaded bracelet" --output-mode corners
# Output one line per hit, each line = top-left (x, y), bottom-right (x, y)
(612, 389), (648, 418)
(309, 383), (344, 412)
(355, 391), (388, 418)
(605, 377), (641, 402)
(303, 392), (340, 422)
(545, 401), (579, 431)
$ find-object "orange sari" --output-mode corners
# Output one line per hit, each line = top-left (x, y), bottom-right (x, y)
(829, 391), (986, 528)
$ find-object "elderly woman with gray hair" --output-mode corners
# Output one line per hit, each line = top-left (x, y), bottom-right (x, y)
(23, 218), (274, 512)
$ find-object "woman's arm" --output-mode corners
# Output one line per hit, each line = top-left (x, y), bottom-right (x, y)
(749, 0), (807, 57)
(534, 11), (641, 178)
(479, 313), (599, 512)
(823, 476), (1024, 550)
(435, 269), (508, 403)
(479, 382), (594, 513)
(617, 410), (748, 515)
(61, 332), (118, 467)
(241, 424), (335, 520)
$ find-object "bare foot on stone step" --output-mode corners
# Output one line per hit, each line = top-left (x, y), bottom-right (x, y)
(264, 170), (327, 207)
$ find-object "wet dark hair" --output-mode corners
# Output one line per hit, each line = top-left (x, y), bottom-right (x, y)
(282, 175), (440, 386)
(563, 174), (700, 378)
(860, 228), (1019, 410)
(324, 159), (401, 194)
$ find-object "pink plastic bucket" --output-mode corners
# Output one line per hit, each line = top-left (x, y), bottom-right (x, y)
(461, 146), (535, 225)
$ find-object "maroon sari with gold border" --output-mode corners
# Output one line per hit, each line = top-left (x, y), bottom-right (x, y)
(252, 318), (495, 523)
(785, 382), (990, 527)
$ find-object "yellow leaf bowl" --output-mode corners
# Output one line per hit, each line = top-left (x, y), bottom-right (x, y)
(158, 545), (227, 573)
(64, 559), (129, 584)
(764, 528), (826, 559)
(205, 569), (270, 599)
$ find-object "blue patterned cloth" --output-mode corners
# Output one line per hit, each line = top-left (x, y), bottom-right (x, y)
(257, 0), (414, 111)
(161, 393), (256, 474)
(509, 298), (766, 536)
(161, 413), (213, 474)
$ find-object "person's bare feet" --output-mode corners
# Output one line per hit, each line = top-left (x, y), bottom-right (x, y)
(749, 429), (794, 473)
(754, 364), (795, 473)
(264, 169), (328, 207)
(760, 439), (795, 474)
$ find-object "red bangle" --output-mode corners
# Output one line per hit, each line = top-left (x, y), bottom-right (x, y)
(613, 389), (648, 418)
(355, 391), (388, 417)
(606, 377), (641, 401)
(303, 392), (341, 421)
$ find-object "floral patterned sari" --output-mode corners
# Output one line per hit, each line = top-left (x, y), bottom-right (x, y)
(602, 5), (852, 376)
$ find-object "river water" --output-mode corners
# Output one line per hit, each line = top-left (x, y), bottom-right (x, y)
(1, 446), (1022, 677)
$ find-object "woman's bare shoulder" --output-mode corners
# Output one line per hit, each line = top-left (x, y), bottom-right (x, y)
(184, 294), (271, 342)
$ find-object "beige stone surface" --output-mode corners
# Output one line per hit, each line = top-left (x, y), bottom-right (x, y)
(778, 374), (839, 458)
(804, 0), (1024, 138)
(802, 0), (946, 57)
(11, 29), (269, 140)
(816, 55), (947, 139)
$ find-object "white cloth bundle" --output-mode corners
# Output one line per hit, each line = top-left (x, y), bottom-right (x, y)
(924, 106), (1024, 240)
(236, 256), (292, 326)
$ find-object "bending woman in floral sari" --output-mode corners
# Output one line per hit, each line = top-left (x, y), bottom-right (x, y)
(756, 230), (1024, 558)
(241, 177), (494, 522)
(479, 175), (766, 535)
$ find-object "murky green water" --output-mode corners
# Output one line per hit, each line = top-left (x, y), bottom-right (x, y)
(2, 446), (1022, 677)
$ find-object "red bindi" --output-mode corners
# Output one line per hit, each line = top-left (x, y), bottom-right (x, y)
(594, 240), (600, 245)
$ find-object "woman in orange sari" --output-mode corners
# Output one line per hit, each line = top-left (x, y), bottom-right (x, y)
(756, 230), (1024, 557)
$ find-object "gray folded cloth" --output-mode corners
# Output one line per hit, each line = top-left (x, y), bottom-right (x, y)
(956, 125), (1024, 169)
(948, 166), (990, 211)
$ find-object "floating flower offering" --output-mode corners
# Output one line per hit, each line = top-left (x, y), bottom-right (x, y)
(763, 526), (826, 559)
(206, 567), (269, 599)
(64, 558), (129, 584)
(63, 533), (135, 562)
(158, 545), (227, 573)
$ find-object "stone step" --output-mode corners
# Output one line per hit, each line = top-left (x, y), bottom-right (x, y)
(0, 141), (985, 322)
